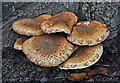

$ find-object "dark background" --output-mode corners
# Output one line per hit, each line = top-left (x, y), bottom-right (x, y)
(2, 2), (120, 82)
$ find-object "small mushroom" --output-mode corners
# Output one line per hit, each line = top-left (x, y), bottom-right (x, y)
(14, 37), (28, 50)
(67, 21), (110, 46)
(41, 11), (78, 34)
(59, 44), (103, 70)
(12, 15), (52, 36)
(22, 34), (74, 67)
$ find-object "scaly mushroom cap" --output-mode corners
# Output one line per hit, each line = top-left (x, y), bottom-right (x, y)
(59, 44), (103, 70)
(22, 34), (74, 67)
(67, 21), (110, 46)
(41, 11), (78, 34)
(34, 14), (52, 21)
(14, 37), (28, 50)
(12, 15), (52, 36)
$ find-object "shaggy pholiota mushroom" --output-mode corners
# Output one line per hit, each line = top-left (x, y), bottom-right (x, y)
(41, 11), (78, 34)
(12, 12), (110, 70)
(59, 44), (103, 70)
(67, 21), (110, 46)
(22, 34), (74, 67)
(14, 37), (29, 50)
(12, 14), (52, 36)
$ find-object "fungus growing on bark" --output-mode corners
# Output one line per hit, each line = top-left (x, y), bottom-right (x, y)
(59, 44), (103, 70)
(22, 34), (74, 67)
(41, 11), (78, 34)
(67, 21), (110, 46)
(12, 15), (52, 36)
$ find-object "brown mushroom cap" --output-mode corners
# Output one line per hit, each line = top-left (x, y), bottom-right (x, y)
(22, 34), (74, 67)
(12, 15), (52, 36)
(34, 14), (52, 21)
(41, 11), (78, 34)
(14, 37), (28, 50)
(67, 21), (110, 46)
(59, 44), (103, 70)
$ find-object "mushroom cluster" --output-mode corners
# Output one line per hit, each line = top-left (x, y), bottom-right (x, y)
(12, 11), (110, 70)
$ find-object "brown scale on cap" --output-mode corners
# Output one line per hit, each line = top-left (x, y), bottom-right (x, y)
(67, 20), (110, 46)
(34, 14), (52, 22)
(22, 34), (74, 67)
(12, 15), (52, 36)
(59, 44), (103, 70)
(41, 11), (78, 34)
(14, 37), (29, 50)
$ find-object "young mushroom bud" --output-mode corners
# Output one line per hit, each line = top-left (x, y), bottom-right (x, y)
(14, 37), (29, 50)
